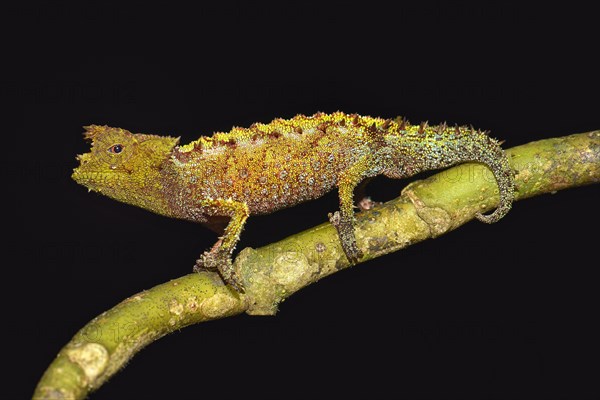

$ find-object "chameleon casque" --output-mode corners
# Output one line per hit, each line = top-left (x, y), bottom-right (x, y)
(72, 112), (514, 291)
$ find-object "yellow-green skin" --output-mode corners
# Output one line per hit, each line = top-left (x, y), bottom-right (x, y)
(72, 112), (514, 290)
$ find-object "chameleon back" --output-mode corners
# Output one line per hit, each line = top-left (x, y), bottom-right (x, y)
(167, 113), (374, 215)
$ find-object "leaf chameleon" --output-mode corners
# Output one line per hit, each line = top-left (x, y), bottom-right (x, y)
(72, 112), (514, 291)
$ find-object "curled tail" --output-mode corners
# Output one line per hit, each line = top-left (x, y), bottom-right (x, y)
(380, 118), (514, 223)
(471, 133), (515, 223)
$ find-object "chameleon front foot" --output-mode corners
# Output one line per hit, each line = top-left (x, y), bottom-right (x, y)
(328, 211), (364, 263)
(357, 196), (381, 211)
(194, 252), (245, 292)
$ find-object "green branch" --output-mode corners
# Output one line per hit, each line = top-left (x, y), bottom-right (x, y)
(34, 131), (600, 399)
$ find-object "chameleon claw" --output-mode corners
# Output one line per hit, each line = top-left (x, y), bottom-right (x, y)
(328, 210), (341, 226)
(194, 251), (245, 292)
(328, 211), (363, 264)
(344, 241), (363, 264)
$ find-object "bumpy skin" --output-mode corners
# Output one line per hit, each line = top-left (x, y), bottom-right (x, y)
(72, 112), (514, 291)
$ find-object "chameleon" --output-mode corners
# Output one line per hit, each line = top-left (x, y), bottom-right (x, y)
(72, 112), (514, 291)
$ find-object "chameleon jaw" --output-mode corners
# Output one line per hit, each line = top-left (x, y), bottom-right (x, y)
(71, 169), (118, 192)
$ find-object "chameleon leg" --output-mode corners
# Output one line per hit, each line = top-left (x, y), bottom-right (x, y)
(330, 156), (376, 263)
(193, 198), (249, 292)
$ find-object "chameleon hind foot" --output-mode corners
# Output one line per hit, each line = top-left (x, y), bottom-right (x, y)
(328, 211), (363, 263)
(194, 251), (245, 292)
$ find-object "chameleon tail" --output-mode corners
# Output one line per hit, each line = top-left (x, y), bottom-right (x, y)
(470, 133), (515, 223)
(385, 122), (515, 224)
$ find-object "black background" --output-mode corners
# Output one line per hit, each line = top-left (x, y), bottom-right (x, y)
(6, 2), (599, 399)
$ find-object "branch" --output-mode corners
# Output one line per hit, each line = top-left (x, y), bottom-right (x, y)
(34, 131), (600, 399)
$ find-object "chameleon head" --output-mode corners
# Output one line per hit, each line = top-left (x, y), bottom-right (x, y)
(72, 125), (179, 212)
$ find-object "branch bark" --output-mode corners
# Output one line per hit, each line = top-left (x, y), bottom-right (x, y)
(34, 131), (600, 399)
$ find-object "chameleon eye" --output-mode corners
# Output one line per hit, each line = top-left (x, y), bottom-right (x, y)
(108, 144), (123, 154)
